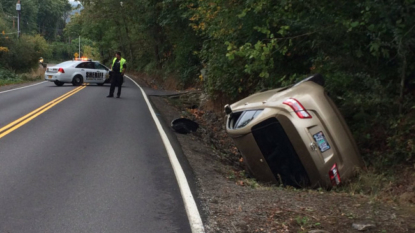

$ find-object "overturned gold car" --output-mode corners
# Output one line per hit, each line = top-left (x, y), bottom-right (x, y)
(225, 74), (363, 188)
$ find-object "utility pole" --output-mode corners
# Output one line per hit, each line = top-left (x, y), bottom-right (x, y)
(16, 0), (21, 38)
(79, 36), (80, 58)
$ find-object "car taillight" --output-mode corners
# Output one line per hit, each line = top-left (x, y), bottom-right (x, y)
(329, 163), (341, 186)
(58, 68), (65, 73)
(283, 98), (312, 119)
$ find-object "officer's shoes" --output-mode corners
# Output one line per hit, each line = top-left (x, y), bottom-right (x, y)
(107, 95), (114, 98)
(116, 96), (120, 98)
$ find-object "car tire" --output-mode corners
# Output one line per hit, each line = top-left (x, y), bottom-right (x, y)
(97, 83), (104, 86)
(54, 80), (64, 86)
(72, 75), (84, 86)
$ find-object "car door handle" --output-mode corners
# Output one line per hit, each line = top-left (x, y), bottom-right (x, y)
(81, 69), (85, 71)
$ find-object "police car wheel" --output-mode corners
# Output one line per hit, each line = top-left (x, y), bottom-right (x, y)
(72, 75), (84, 86)
(54, 80), (64, 86)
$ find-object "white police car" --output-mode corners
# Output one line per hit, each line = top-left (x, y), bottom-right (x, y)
(45, 58), (111, 86)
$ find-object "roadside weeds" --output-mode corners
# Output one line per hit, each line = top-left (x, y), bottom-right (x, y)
(0, 66), (44, 86)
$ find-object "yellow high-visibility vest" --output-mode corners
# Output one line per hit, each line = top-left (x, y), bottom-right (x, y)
(112, 57), (126, 72)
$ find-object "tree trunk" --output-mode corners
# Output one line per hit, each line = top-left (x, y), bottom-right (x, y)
(122, 17), (134, 68)
(399, 53), (407, 115)
(153, 25), (163, 69)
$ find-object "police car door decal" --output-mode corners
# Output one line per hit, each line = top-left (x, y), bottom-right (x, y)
(86, 71), (104, 81)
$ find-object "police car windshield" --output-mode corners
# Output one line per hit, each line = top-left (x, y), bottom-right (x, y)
(55, 61), (75, 67)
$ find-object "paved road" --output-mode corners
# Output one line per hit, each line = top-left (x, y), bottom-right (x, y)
(0, 80), (193, 232)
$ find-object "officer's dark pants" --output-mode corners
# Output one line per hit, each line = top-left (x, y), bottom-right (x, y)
(109, 73), (123, 97)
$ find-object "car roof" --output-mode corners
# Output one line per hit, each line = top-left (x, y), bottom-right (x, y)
(54, 61), (81, 67)
(54, 60), (103, 67)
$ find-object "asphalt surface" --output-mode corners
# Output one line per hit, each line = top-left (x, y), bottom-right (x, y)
(0, 80), (192, 232)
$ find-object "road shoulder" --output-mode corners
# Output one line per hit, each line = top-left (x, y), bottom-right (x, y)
(0, 81), (45, 93)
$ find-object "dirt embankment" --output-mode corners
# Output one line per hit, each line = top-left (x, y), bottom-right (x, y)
(131, 73), (415, 233)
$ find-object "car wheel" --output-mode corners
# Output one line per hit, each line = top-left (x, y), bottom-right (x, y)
(97, 83), (104, 86)
(54, 80), (64, 86)
(72, 75), (84, 86)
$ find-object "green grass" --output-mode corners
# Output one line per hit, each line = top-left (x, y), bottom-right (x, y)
(0, 68), (44, 87)
(0, 76), (43, 86)
(0, 79), (25, 86)
(0, 70), (22, 86)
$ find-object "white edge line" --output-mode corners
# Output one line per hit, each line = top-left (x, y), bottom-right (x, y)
(127, 76), (205, 233)
(0, 81), (48, 94)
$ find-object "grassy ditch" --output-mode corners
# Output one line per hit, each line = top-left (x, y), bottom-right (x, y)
(0, 67), (44, 86)
(166, 91), (415, 205)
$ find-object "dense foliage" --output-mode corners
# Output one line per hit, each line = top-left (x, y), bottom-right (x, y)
(74, 0), (415, 166)
(0, 0), (71, 40)
(0, 0), (74, 72)
(0, 21), (50, 72)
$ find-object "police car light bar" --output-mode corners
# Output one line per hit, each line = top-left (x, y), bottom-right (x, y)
(73, 58), (92, 61)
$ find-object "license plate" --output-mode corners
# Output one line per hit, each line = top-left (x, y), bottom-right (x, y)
(48, 75), (52, 79)
(313, 131), (330, 152)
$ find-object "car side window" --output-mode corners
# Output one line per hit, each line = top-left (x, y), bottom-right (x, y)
(76, 62), (87, 68)
(94, 62), (108, 70)
(86, 62), (95, 69)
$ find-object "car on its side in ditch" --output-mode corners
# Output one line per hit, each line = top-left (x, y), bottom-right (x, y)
(45, 58), (111, 86)
(224, 74), (364, 188)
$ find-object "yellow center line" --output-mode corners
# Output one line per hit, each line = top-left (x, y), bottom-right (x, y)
(0, 86), (83, 134)
(0, 84), (88, 139)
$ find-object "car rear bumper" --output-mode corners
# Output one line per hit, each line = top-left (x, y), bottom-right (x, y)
(45, 73), (71, 82)
(45, 74), (58, 81)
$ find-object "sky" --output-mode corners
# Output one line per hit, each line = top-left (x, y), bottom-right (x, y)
(68, 0), (81, 7)
(66, 0), (83, 23)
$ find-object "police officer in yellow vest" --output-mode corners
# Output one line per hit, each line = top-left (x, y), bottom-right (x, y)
(107, 52), (126, 98)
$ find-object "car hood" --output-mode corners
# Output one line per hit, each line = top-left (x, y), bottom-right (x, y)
(229, 81), (324, 112)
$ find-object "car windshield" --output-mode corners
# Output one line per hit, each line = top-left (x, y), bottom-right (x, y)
(235, 110), (263, 129)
